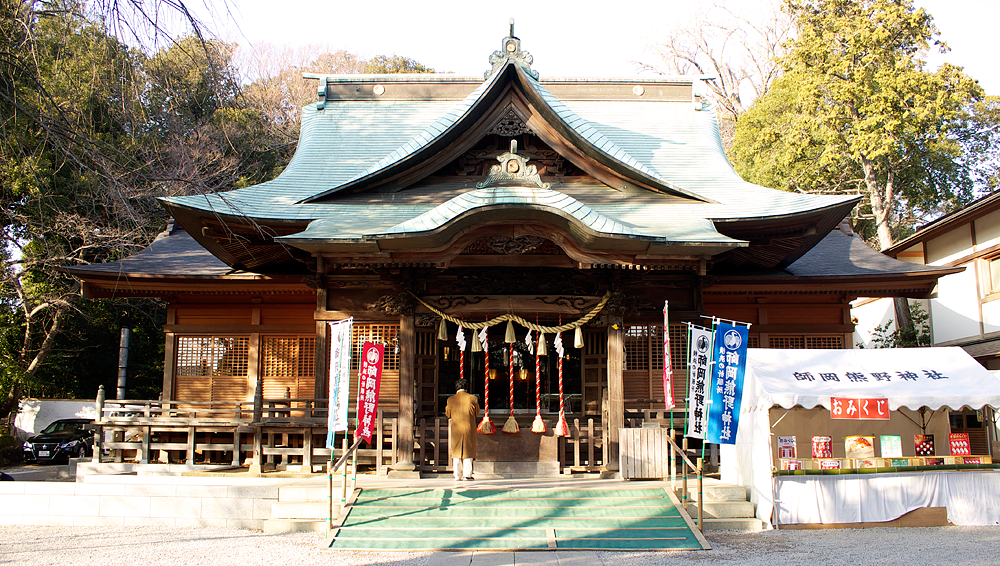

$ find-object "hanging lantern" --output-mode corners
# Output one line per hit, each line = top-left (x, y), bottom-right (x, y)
(536, 333), (547, 356)
(505, 319), (516, 343)
(437, 319), (448, 341)
(574, 326), (584, 349)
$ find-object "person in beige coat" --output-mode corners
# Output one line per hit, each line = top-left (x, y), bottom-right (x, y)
(445, 378), (480, 480)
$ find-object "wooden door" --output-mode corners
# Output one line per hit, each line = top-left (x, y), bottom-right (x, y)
(416, 328), (438, 417)
(582, 328), (607, 415)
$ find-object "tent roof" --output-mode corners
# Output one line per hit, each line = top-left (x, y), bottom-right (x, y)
(744, 347), (1000, 412)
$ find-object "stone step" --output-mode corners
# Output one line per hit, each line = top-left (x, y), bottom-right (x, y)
(686, 500), (755, 519)
(678, 483), (748, 502)
(270, 500), (341, 520)
(278, 485), (334, 502)
(264, 519), (328, 534)
(700, 517), (766, 532)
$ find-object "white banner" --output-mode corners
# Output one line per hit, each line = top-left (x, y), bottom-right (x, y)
(327, 318), (353, 443)
(685, 325), (713, 439)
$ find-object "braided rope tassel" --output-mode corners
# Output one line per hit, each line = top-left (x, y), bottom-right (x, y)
(477, 331), (495, 434)
(531, 333), (546, 433)
(554, 331), (569, 437)
(502, 342), (519, 433)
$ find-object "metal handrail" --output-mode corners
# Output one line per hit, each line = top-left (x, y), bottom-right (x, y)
(665, 430), (704, 530)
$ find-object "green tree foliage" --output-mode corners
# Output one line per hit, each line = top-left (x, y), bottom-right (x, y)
(730, 0), (987, 249)
(0, 2), (436, 421)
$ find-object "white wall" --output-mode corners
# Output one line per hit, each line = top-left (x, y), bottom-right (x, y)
(931, 269), (982, 343)
(926, 226), (973, 266)
(975, 210), (1000, 250)
(852, 298), (895, 348)
(14, 399), (98, 442)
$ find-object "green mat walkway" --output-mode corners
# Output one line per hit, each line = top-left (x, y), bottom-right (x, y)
(327, 487), (707, 551)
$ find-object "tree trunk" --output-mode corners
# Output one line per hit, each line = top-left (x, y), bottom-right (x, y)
(859, 156), (914, 340)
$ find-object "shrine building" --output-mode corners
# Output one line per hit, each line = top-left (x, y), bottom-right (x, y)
(66, 29), (955, 474)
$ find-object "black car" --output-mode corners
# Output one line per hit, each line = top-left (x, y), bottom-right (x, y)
(22, 418), (94, 463)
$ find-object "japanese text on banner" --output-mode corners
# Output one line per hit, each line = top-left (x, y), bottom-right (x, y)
(706, 323), (748, 445)
(326, 318), (353, 449)
(355, 341), (384, 443)
(685, 325), (713, 439)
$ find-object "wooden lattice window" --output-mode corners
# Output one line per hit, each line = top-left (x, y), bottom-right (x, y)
(624, 325), (654, 371)
(351, 324), (401, 371)
(174, 336), (250, 402)
(768, 335), (844, 349)
(261, 336), (316, 399)
(806, 336), (844, 349)
(748, 335), (760, 348)
(768, 335), (806, 349)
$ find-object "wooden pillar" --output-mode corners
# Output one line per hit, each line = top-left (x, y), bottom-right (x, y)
(393, 312), (416, 470)
(314, 257), (329, 399)
(606, 314), (624, 471)
(162, 306), (177, 401)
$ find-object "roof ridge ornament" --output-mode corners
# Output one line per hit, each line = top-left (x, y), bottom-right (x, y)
(485, 18), (539, 81)
(476, 139), (550, 189)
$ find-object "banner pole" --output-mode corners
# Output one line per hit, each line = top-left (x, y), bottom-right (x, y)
(327, 430), (334, 536)
(683, 323), (692, 438)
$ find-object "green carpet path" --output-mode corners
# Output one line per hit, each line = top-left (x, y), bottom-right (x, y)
(328, 487), (704, 551)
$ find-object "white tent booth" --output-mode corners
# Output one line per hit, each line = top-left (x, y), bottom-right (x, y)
(721, 347), (1000, 527)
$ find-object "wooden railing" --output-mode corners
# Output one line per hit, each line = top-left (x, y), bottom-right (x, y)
(91, 385), (396, 471)
(666, 429), (705, 531)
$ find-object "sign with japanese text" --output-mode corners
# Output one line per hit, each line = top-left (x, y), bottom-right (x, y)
(949, 433), (971, 456)
(818, 459), (842, 470)
(880, 435), (902, 458)
(663, 301), (675, 410)
(812, 436), (833, 458)
(706, 322), (748, 445)
(326, 317), (353, 449)
(777, 436), (797, 459)
(354, 341), (384, 443)
(685, 325), (714, 439)
(830, 397), (889, 420)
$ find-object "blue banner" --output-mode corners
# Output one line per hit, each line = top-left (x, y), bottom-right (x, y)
(706, 323), (748, 445)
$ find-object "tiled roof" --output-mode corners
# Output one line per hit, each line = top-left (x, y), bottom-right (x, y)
(160, 68), (856, 246)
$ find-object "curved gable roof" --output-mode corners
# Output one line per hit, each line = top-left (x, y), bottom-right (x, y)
(300, 60), (709, 203)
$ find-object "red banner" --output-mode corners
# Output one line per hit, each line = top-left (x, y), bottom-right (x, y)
(355, 342), (384, 443)
(831, 397), (889, 420)
(663, 301), (675, 410)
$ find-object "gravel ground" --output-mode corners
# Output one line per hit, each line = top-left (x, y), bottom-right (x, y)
(3, 525), (1000, 566)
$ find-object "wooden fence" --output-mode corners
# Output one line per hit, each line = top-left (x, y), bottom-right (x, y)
(90, 384), (607, 475)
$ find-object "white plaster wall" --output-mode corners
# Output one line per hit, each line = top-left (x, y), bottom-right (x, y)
(931, 269), (982, 343)
(925, 226), (973, 266)
(852, 298), (895, 348)
(975, 210), (1000, 250)
(14, 399), (98, 442)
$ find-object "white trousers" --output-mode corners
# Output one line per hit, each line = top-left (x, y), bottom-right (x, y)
(453, 457), (473, 479)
